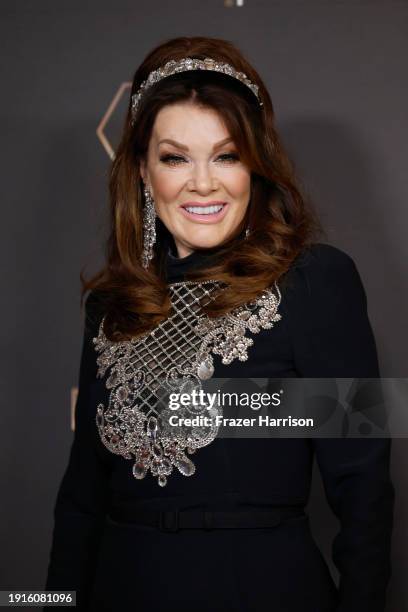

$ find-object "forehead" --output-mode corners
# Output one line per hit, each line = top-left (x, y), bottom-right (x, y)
(150, 103), (231, 144)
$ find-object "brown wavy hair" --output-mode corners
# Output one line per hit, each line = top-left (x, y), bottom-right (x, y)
(81, 36), (324, 341)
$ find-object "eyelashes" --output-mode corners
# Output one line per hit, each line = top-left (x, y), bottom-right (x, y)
(159, 153), (240, 166)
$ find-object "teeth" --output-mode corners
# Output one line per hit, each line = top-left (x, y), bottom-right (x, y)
(185, 205), (224, 215)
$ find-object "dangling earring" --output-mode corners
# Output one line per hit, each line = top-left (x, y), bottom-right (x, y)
(142, 184), (157, 269)
(245, 192), (252, 239)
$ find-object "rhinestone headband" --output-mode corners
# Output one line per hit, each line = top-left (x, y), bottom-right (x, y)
(130, 56), (263, 125)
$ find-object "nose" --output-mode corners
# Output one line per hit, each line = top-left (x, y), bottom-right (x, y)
(188, 162), (217, 194)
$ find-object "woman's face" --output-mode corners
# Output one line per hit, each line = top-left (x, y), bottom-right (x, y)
(139, 102), (251, 258)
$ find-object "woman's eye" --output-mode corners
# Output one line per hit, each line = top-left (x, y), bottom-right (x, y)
(159, 154), (186, 166)
(216, 153), (240, 163)
(160, 153), (239, 166)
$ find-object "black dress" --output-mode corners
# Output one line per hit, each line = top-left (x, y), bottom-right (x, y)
(44, 242), (394, 612)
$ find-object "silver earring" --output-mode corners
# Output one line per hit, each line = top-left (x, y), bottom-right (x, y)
(142, 185), (157, 269)
(245, 227), (250, 239)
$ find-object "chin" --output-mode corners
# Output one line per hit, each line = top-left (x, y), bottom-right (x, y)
(183, 227), (230, 247)
(187, 236), (225, 251)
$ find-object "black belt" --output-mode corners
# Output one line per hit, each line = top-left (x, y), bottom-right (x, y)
(108, 506), (306, 532)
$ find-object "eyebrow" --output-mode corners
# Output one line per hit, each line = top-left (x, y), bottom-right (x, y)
(157, 137), (234, 151)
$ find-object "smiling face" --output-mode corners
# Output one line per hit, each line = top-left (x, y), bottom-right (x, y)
(139, 102), (252, 258)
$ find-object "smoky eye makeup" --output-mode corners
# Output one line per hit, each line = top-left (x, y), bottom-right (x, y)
(158, 150), (241, 165)
(159, 153), (185, 164)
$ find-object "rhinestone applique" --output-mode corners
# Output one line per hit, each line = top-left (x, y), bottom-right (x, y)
(131, 57), (263, 125)
(92, 279), (282, 486)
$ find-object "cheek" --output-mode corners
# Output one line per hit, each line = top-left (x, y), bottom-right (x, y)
(151, 170), (182, 202)
(150, 172), (182, 226)
(225, 168), (251, 200)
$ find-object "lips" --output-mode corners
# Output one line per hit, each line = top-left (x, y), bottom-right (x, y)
(181, 201), (227, 211)
(179, 201), (229, 223)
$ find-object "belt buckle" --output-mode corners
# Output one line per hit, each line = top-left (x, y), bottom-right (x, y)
(159, 510), (179, 532)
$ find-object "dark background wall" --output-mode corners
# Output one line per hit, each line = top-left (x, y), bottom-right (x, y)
(1, 1), (407, 610)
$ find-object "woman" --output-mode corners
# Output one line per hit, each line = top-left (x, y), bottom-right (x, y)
(44, 36), (394, 612)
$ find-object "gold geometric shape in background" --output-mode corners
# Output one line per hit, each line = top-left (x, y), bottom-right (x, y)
(96, 81), (132, 160)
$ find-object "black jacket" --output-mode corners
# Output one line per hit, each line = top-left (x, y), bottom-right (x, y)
(44, 242), (395, 612)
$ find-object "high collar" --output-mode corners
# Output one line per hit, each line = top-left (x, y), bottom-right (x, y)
(164, 242), (221, 284)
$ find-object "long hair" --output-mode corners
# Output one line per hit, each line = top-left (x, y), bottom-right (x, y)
(81, 36), (324, 341)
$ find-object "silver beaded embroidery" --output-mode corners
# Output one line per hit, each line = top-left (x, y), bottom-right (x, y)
(92, 279), (282, 487)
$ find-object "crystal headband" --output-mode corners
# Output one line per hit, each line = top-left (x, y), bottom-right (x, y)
(130, 56), (263, 125)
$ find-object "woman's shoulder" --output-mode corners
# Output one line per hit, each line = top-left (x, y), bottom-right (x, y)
(292, 241), (357, 274)
(278, 241), (369, 322)
(283, 242), (363, 296)
(278, 243), (379, 377)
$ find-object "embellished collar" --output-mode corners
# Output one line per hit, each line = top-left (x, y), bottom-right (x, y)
(93, 268), (283, 487)
(92, 234), (285, 487)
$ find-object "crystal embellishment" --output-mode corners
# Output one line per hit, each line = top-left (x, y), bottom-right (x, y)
(92, 279), (282, 486)
(130, 56), (263, 125)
